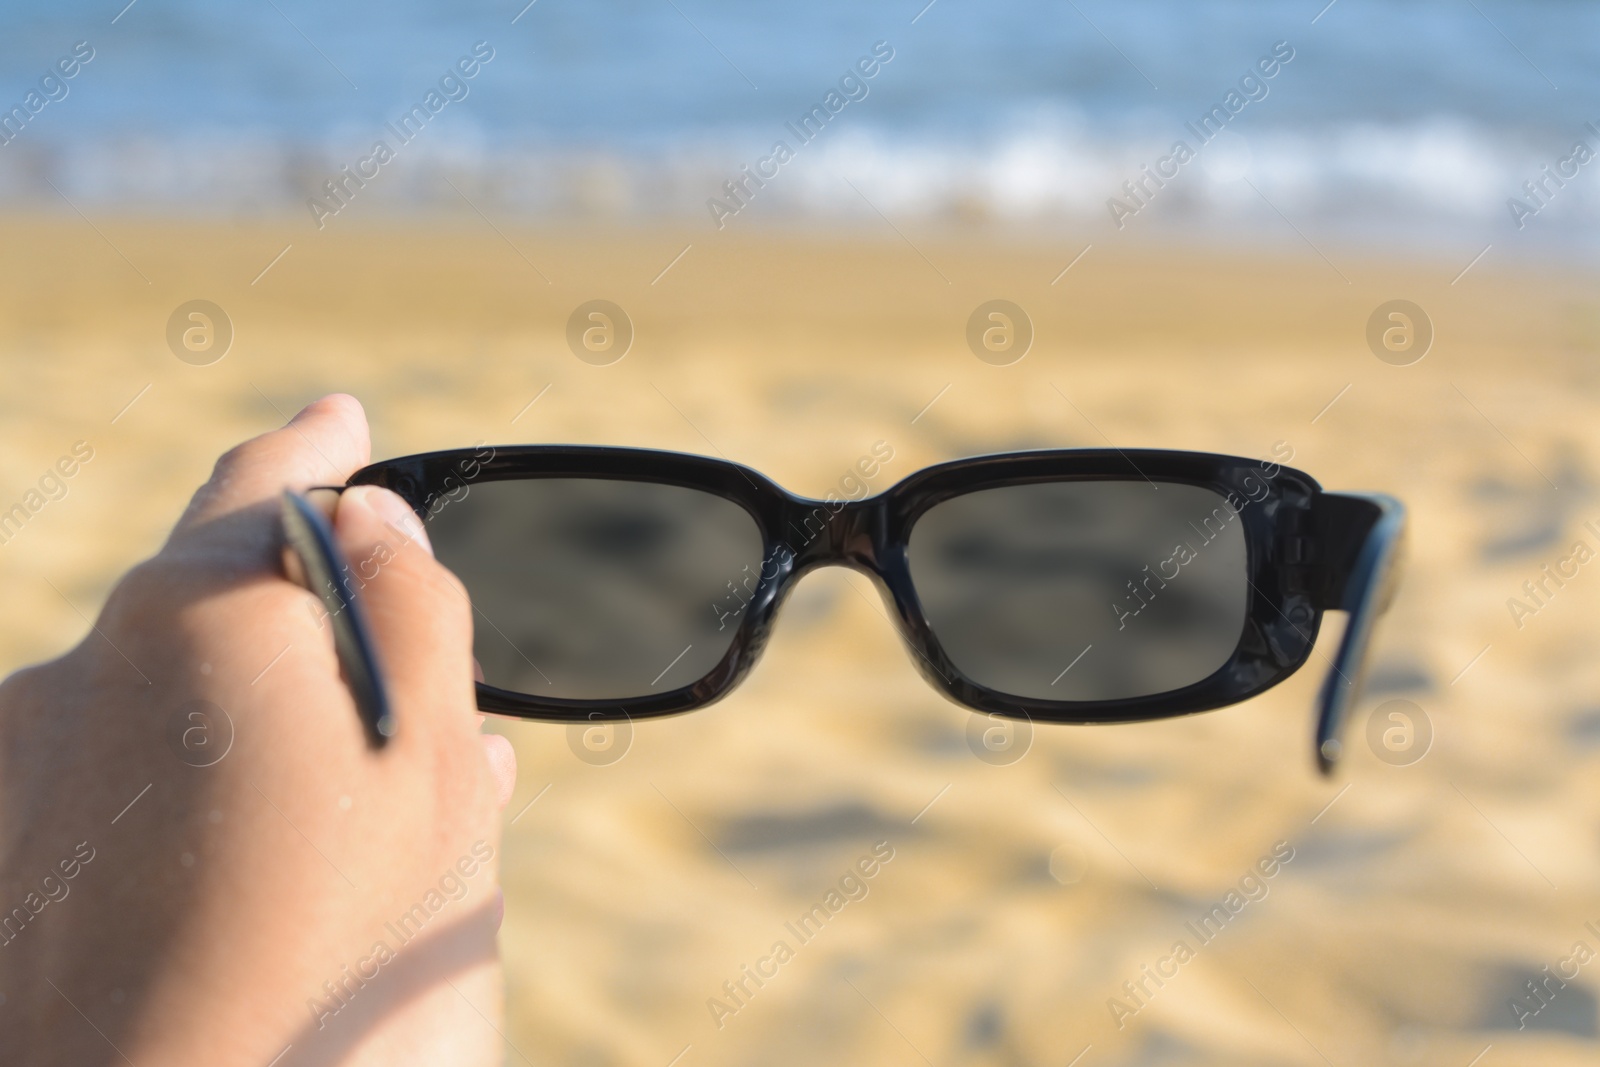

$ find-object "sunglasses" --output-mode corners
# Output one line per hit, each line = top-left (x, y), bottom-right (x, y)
(282, 446), (1404, 774)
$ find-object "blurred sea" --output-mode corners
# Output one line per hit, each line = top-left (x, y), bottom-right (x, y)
(0, 0), (1595, 255)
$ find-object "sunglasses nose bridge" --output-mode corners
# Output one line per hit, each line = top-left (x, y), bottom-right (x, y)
(783, 495), (883, 571)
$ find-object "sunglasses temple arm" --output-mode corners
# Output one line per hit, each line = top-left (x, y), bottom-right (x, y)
(1310, 492), (1407, 775)
(280, 487), (397, 747)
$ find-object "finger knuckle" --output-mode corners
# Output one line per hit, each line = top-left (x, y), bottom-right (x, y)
(212, 435), (276, 481)
(105, 555), (183, 617)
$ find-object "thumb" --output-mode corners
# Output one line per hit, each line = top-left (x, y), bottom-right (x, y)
(332, 484), (477, 743)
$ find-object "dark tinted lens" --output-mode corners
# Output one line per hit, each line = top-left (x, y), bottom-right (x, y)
(906, 481), (1248, 701)
(424, 478), (765, 700)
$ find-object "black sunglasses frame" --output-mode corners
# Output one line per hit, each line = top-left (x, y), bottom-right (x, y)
(341, 445), (1403, 773)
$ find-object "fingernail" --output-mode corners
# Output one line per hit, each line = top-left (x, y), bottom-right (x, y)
(352, 486), (432, 556)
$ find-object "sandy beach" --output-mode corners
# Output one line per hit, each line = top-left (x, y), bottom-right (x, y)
(1, 216), (1597, 1065)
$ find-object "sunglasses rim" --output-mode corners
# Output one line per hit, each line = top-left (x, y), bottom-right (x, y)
(346, 444), (1337, 726)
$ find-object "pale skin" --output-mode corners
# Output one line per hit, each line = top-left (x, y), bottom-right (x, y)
(0, 395), (517, 1066)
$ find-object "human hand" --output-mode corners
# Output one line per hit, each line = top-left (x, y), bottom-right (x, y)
(0, 394), (517, 1066)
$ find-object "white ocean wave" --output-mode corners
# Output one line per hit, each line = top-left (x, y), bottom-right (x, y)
(0, 116), (1592, 249)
